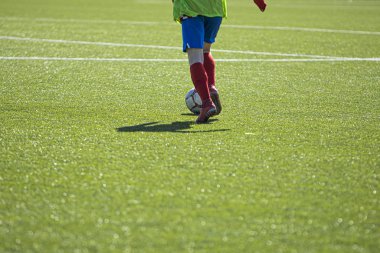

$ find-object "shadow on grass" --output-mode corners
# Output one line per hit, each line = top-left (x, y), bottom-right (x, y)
(117, 120), (230, 133)
(181, 113), (198, 116)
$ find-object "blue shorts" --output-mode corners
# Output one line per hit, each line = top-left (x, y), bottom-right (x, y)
(181, 16), (223, 52)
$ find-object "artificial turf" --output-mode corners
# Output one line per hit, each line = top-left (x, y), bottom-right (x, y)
(0, 0), (379, 252)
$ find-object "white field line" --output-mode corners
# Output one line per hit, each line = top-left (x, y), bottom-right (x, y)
(0, 17), (161, 26)
(1, 16), (380, 36)
(0, 36), (347, 59)
(1, 56), (379, 62)
(223, 25), (380, 36)
(0, 36), (180, 50)
(0, 56), (184, 62)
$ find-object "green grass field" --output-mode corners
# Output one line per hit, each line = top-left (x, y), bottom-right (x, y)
(1, 0), (379, 252)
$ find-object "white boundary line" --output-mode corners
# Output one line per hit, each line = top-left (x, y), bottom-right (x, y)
(1, 56), (379, 62)
(0, 36), (348, 59)
(1, 16), (380, 36)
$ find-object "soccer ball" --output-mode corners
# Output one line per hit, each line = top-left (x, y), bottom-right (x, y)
(185, 88), (202, 114)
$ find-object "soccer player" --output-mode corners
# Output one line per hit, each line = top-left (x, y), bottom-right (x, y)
(173, 0), (267, 123)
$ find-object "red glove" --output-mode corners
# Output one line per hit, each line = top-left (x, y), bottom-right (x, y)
(253, 0), (267, 12)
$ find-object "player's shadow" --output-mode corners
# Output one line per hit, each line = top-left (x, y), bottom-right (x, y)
(117, 120), (230, 133)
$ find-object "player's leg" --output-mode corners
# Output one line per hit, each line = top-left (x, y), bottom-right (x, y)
(203, 42), (215, 89)
(204, 17), (223, 115)
(187, 48), (204, 65)
(203, 42), (222, 114)
(182, 16), (216, 123)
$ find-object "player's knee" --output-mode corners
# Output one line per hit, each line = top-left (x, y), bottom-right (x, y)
(187, 48), (204, 65)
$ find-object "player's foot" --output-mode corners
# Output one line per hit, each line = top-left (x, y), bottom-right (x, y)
(195, 102), (216, 124)
(209, 86), (222, 115)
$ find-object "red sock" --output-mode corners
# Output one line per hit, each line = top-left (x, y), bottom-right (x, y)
(190, 62), (212, 106)
(203, 53), (216, 89)
(253, 0), (267, 12)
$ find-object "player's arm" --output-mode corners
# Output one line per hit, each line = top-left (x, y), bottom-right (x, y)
(253, 0), (267, 12)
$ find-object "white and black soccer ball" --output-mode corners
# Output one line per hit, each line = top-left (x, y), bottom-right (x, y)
(185, 88), (202, 115)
